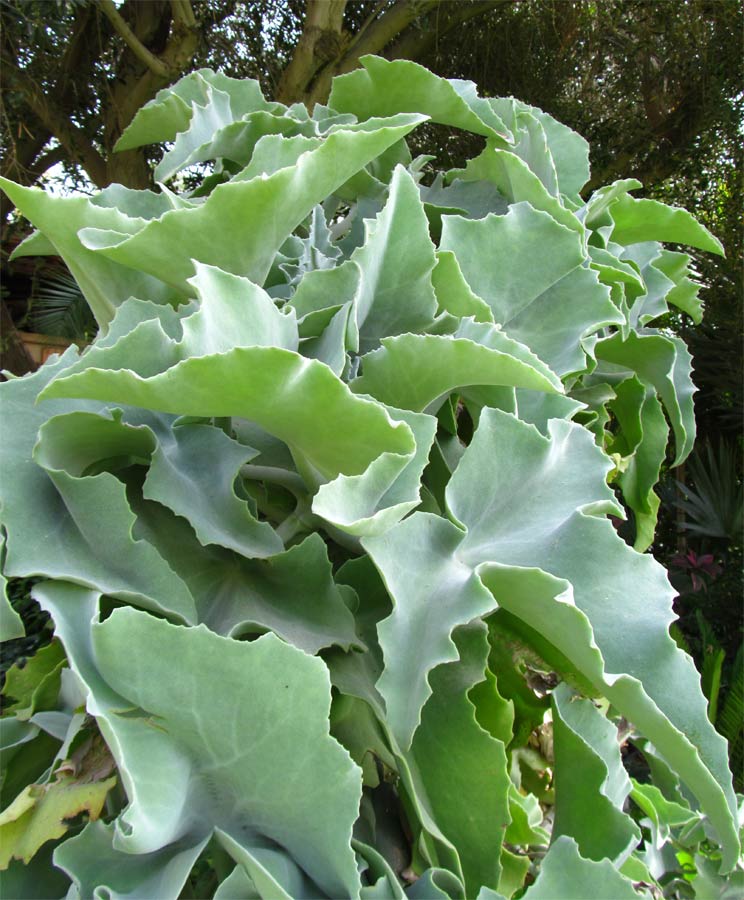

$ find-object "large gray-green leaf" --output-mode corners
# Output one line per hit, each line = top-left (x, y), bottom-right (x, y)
(115, 69), (276, 151)
(40, 347), (414, 485)
(488, 100), (559, 197)
(55, 263), (298, 391)
(363, 512), (494, 749)
(329, 56), (510, 141)
(213, 864), (261, 900)
(36, 585), (363, 898)
(156, 100), (310, 182)
(583, 179), (643, 229)
(289, 260), (361, 319)
(215, 828), (323, 899)
(351, 319), (562, 412)
(349, 165), (438, 351)
(617, 242), (705, 328)
(0, 533), (24, 641)
(0, 353), (195, 622)
(421, 175), (508, 225)
(313, 406), (437, 537)
(595, 330), (696, 464)
(520, 104), (590, 199)
(653, 249), (704, 324)
(455, 420), (738, 867)
(440, 203), (623, 375)
(144, 421), (284, 559)
(28, 398), (283, 561)
(407, 624), (510, 896)
(522, 836), (642, 900)
(431, 251), (494, 323)
(128, 496), (360, 653)
(507, 99), (590, 199)
(78, 116), (426, 293)
(551, 684), (640, 863)
(607, 377), (667, 551)
(453, 146), (582, 233)
(0, 178), (178, 331)
(55, 821), (208, 900)
(365, 409), (739, 866)
(608, 195), (724, 255)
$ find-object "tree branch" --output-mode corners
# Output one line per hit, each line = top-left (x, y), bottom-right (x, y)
(170, 0), (197, 28)
(0, 128), (49, 183)
(102, 0), (200, 178)
(1, 56), (108, 186)
(99, 0), (170, 78)
(336, 0), (440, 74)
(304, 0), (440, 105)
(385, 0), (511, 63)
(24, 144), (66, 182)
(0, 297), (36, 377)
(583, 84), (712, 195)
(275, 0), (348, 104)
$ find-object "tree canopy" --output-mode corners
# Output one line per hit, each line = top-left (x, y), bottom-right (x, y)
(1, 0), (741, 197)
(1, 0), (741, 426)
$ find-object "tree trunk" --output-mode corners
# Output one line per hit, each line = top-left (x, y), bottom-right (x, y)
(105, 148), (153, 190)
(0, 298), (36, 377)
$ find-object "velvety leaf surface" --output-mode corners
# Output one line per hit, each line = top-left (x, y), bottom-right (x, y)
(351, 322), (562, 413)
(0, 178), (177, 330)
(451, 412), (737, 861)
(488, 99), (559, 197)
(144, 422), (284, 559)
(215, 828), (320, 899)
(431, 251), (493, 323)
(0, 353), (195, 622)
(313, 405), (437, 537)
(440, 204), (623, 375)
(363, 511), (494, 749)
(0, 532), (24, 641)
(608, 377), (667, 551)
(366, 408), (738, 864)
(522, 837), (642, 899)
(454, 147), (582, 233)
(595, 331), (696, 464)
(41, 347), (414, 484)
(609, 195), (724, 255)
(407, 624), (510, 896)
(36, 585), (363, 898)
(349, 165), (438, 351)
(551, 684), (640, 863)
(213, 863), (261, 899)
(115, 69), (275, 151)
(156, 97), (309, 181)
(55, 822), (209, 900)
(329, 57), (510, 141)
(79, 116), (426, 292)
(135, 499), (360, 653)
(513, 100), (590, 199)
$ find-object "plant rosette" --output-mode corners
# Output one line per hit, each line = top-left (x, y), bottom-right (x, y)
(1, 58), (741, 900)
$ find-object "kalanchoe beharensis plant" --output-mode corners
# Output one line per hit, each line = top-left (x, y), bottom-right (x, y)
(0, 58), (741, 899)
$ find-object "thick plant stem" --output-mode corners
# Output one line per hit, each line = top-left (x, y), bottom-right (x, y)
(240, 464), (309, 501)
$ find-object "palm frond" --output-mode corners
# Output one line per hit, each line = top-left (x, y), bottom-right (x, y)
(28, 269), (96, 341)
(676, 439), (744, 541)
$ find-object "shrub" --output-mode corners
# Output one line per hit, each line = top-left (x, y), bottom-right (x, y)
(0, 58), (740, 898)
